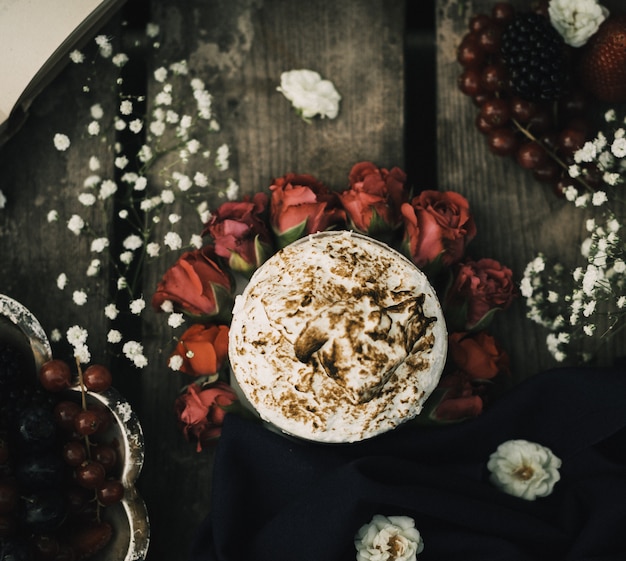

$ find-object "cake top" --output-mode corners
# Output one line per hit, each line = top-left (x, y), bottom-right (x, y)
(229, 231), (447, 443)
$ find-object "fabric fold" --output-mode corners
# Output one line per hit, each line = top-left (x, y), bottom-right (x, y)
(189, 366), (626, 561)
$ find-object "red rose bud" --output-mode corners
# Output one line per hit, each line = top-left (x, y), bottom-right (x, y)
(170, 323), (230, 377)
(269, 173), (346, 248)
(339, 161), (409, 236)
(443, 258), (517, 331)
(202, 193), (273, 277)
(151, 245), (235, 321)
(400, 190), (477, 276)
(175, 381), (238, 451)
(448, 331), (510, 381)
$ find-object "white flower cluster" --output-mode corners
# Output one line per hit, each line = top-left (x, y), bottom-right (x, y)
(522, 110), (626, 363)
(49, 26), (238, 368)
(354, 515), (424, 561)
(488, 439), (561, 501)
(548, 0), (609, 48)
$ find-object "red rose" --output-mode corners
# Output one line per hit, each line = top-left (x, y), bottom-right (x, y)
(433, 372), (485, 421)
(400, 190), (477, 274)
(175, 381), (237, 451)
(151, 245), (234, 320)
(170, 323), (230, 377)
(269, 173), (346, 247)
(338, 161), (409, 235)
(202, 193), (273, 277)
(444, 258), (517, 331)
(448, 331), (510, 381)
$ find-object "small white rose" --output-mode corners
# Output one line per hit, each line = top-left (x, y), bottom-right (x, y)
(548, 0), (609, 47)
(487, 439), (562, 500)
(355, 514), (424, 561)
(277, 69), (341, 122)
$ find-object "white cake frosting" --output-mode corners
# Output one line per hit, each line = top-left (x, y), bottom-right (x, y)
(229, 231), (447, 443)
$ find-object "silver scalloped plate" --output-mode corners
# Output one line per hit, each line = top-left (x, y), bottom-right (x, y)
(0, 294), (150, 560)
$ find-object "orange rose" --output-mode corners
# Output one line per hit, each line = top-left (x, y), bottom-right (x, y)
(170, 323), (229, 377)
(174, 381), (237, 451)
(151, 245), (234, 321)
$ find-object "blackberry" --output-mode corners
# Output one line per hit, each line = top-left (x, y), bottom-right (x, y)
(500, 12), (569, 102)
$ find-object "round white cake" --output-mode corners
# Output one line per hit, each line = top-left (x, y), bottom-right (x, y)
(229, 231), (447, 443)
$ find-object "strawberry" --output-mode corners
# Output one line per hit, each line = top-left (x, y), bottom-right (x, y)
(579, 15), (626, 102)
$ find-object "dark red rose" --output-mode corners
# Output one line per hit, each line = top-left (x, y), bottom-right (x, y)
(151, 245), (234, 320)
(339, 161), (409, 234)
(269, 173), (346, 247)
(444, 258), (517, 331)
(448, 331), (510, 381)
(400, 190), (477, 274)
(175, 381), (238, 451)
(169, 323), (230, 377)
(432, 371), (485, 421)
(202, 193), (273, 277)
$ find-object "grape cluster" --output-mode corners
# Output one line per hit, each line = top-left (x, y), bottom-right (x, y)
(1, 348), (121, 560)
(456, 1), (601, 196)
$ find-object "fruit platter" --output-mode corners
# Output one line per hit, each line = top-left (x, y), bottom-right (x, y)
(0, 294), (149, 560)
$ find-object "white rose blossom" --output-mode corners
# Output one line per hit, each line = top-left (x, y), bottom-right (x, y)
(487, 439), (562, 501)
(548, 0), (609, 48)
(355, 515), (424, 561)
(277, 69), (341, 121)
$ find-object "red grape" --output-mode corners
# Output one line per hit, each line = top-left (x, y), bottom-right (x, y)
(74, 460), (106, 489)
(82, 364), (112, 393)
(97, 480), (125, 506)
(516, 142), (548, 169)
(53, 400), (82, 432)
(62, 440), (87, 467)
(487, 128), (519, 156)
(74, 409), (101, 436)
(480, 98), (511, 127)
(39, 359), (72, 392)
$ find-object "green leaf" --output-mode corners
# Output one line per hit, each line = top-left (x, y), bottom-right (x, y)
(274, 220), (308, 248)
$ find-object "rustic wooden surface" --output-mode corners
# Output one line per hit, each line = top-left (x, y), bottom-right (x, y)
(2, 0), (624, 559)
(0, 1), (405, 559)
(436, 0), (625, 380)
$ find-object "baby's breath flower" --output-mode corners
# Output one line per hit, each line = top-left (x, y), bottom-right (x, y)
(107, 329), (123, 344)
(159, 300), (174, 313)
(146, 22), (160, 38)
(89, 156), (101, 171)
(87, 121), (101, 136)
(190, 234), (203, 249)
(123, 340), (147, 368)
(78, 193), (97, 206)
(67, 215), (85, 235)
(129, 119), (143, 133)
(168, 354), (184, 371)
(112, 53), (129, 67)
(69, 50), (85, 63)
(167, 313), (185, 328)
(53, 133), (71, 151)
(168, 213), (181, 224)
(120, 251), (134, 265)
(90, 104), (104, 120)
(226, 178), (239, 200)
(86, 259), (101, 277)
(47, 210), (59, 222)
(215, 144), (230, 171)
(164, 232), (183, 250)
(194, 171), (208, 187)
(146, 242), (160, 257)
(123, 234), (143, 250)
(99, 179), (118, 199)
(56, 273), (68, 290)
(104, 303), (119, 320)
(90, 237), (109, 253)
(129, 298), (146, 315)
(161, 189), (175, 204)
(72, 290), (88, 306)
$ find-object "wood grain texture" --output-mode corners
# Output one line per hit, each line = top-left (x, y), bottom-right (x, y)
(435, 0), (625, 379)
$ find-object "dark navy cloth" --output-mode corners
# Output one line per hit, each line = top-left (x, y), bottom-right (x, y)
(189, 366), (626, 561)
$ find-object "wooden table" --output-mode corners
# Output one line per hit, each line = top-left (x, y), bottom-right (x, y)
(0, 1), (623, 560)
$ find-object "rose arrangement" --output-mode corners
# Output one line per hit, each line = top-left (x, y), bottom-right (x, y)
(152, 160), (518, 450)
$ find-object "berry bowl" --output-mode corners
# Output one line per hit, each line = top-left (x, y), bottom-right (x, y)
(0, 294), (150, 560)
